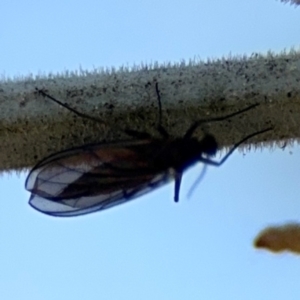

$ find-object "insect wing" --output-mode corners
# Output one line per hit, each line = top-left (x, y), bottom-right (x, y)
(28, 173), (168, 217)
(26, 140), (173, 216)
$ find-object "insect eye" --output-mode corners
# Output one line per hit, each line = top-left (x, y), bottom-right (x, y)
(200, 135), (218, 156)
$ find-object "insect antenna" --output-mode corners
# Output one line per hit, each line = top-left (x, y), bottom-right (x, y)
(199, 127), (273, 167)
(186, 126), (273, 198)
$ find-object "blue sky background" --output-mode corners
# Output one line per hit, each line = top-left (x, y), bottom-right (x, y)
(1, 1), (300, 299)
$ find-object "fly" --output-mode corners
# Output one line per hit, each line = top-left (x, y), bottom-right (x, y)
(26, 83), (272, 216)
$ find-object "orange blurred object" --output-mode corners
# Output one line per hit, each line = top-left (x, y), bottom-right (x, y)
(254, 223), (300, 254)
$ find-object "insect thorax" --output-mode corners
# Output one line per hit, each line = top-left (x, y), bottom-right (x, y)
(156, 136), (218, 171)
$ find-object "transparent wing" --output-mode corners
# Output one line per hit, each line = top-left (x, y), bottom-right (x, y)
(26, 140), (173, 217)
(28, 173), (170, 216)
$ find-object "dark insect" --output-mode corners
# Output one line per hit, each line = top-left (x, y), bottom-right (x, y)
(26, 83), (272, 216)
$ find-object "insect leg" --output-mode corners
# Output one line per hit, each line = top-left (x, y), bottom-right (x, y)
(36, 86), (166, 139)
(187, 164), (208, 198)
(125, 82), (169, 139)
(154, 83), (169, 138)
(174, 171), (183, 202)
(198, 127), (273, 166)
(122, 83), (169, 139)
(184, 103), (259, 139)
(36, 88), (106, 125)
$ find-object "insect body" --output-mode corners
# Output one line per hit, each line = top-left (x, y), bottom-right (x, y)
(26, 84), (272, 216)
